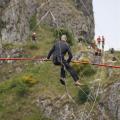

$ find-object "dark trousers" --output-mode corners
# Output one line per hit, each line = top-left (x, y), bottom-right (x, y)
(60, 61), (79, 82)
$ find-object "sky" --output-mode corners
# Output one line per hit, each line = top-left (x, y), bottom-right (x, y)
(93, 0), (120, 50)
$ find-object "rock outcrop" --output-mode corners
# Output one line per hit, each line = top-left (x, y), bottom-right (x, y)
(100, 81), (120, 120)
(0, 0), (37, 43)
(36, 95), (97, 120)
(0, 0), (94, 44)
(37, 0), (94, 42)
(36, 80), (120, 120)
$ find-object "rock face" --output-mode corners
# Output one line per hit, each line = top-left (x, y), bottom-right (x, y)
(0, 0), (94, 44)
(0, 0), (37, 43)
(36, 81), (120, 120)
(37, 0), (94, 41)
(36, 95), (96, 120)
(100, 81), (120, 120)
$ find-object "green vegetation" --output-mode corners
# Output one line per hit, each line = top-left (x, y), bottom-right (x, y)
(29, 14), (37, 31)
(54, 28), (75, 46)
(25, 42), (39, 50)
(22, 74), (39, 86)
(79, 64), (96, 77)
(76, 85), (90, 104)
(72, 63), (96, 77)
(0, 24), (119, 120)
(0, 25), (68, 120)
(2, 43), (15, 50)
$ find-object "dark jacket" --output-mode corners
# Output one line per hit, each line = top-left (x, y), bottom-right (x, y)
(47, 40), (73, 64)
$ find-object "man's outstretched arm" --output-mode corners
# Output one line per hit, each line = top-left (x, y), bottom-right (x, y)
(47, 45), (55, 59)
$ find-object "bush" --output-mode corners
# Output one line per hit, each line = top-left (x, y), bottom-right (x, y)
(29, 14), (37, 30)
(76, 85), (90, 104)
(72, 63), (81, 73)
(29, 44), (38, 50)
(24, 43), (38, 50)
(0, 84), (10, 93)
(80, 64), (96, 77)
(22, 75), (38, 86)
(15, 81), (28, 97)
(2, 43), (14, 50)
(0, 79), (29, 97)
(54, 28), (74, 46)
(72, 63), (96, 77)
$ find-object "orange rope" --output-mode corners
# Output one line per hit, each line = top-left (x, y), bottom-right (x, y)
(0, 58), (120, 68)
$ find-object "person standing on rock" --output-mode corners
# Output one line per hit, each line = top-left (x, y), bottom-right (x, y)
(46, 34), (83, 86)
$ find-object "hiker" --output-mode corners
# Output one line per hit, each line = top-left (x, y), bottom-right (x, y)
(32, 32), (37, 43)
(47, 34), (82, 86)
(102, 36), (105, 50)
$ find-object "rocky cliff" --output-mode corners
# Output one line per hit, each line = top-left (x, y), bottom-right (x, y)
(0, 0), (37, 44)
(0, 0), (94, 44)
(35, 80), (120, 120)
(99, 81), (120, 120)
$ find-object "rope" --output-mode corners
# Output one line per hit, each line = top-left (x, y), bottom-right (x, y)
(0, 57), (50, 61)
(64, 84), (77, 105)
(0, 58), (120, 68)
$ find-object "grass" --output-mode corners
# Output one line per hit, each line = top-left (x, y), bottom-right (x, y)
(0, 23), (120, 120)
(29, 14), (37, 31)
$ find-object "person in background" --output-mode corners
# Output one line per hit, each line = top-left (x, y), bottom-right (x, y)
(110, 48), (115, 54)
(32, 32), (37, 43)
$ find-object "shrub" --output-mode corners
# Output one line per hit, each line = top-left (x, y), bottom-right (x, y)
(0, 79), (28, 96)
(15, 81), (28, 97)
(29, 14), (37, 30)
(54, 28), (74, 46)
(2, 43), (14, 50)
(22, 75), (38, 86)
(24, 42), (38, 50)
(80, 64), (96, 77)
(76, 85), (90, 104)
(0, 84), (10, 93)
(72, 63), (96, 77)
(29, 44), (38, 50)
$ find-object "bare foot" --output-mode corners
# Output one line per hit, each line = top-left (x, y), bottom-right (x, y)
(75, 81), (84, 86)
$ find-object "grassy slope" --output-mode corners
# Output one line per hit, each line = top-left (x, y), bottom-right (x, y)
(0, 25), (55, 119)
(0, 25), (81, 120)
(0, 26), (120, 120)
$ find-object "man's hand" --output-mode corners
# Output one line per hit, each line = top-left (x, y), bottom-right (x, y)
(42, 58), (48, 61)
